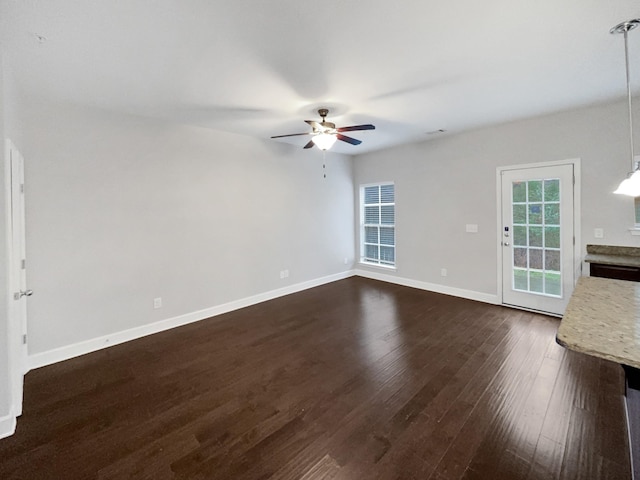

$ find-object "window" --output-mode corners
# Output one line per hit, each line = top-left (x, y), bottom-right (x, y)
(361, 183), (395, 267)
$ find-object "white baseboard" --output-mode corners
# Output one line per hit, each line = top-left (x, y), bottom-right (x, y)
(354, 268), (499, 305)
(0, 412), (16, 440)
(28, 270), (356, 370)
(28, 269), (498, 371)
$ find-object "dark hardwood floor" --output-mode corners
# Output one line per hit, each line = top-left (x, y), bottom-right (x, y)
(0, 277), (631, 479)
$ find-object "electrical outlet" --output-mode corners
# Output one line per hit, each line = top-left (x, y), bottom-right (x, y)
(280, 270), (289, 279)
(440, 268), (447, 277)
(344, 257), (349, 265)
(594, 228), (604, 239)
(153, 297), (162, 309)
(465, 224), (478, 233)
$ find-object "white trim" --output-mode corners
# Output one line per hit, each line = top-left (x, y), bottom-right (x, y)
(358, 261), (396, 271)
(5, 139), (25, 422)
(498, 158), (581, 173)
(354, 268), (499, 305)
(0, 412), (16, 440)
(495, 158), (582, 311)
(28, 270), (356, 370)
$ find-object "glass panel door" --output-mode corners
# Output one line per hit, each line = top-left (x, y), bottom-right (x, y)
(501, 164), (574, 315)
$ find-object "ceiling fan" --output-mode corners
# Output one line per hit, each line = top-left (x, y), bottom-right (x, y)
(271, 108), (375, 150)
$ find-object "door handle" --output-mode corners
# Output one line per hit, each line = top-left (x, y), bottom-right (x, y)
(503, 242), (510, 246)
(14, 289), (33, 300)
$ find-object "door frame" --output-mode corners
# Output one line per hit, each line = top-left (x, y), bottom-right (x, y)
(5, 139), (28, 418)
(496, 158), (582, 316)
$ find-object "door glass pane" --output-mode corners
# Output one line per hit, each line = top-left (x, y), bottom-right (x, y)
(513, 182), (526, 202)
(545, 250), (560, 271)
(514, 269), (528, 290)
(544, 179), (560, 201)
(544, 204), (560, 225)
(511, 178), (562, 297)
(513, 205), (526, 224)
(545, 273), (561, 296)
(514, 248), (527, 268)
(529, 204), (542, 224)
(528, 226), (542, 247)
(528, 181), (543, 202)
(530, 271), (544, 293)
(545, 227), (560, 248)
(513, 226), (527, 246)
(529, 249), (543, 269)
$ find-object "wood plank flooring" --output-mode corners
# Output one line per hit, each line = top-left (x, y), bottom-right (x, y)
(0, 277), (631, 479)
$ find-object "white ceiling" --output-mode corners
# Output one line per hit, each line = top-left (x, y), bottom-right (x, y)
(1, 0), (640, 155)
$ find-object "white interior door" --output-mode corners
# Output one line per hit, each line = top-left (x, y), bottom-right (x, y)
(6, 140), (29, 416)
(500, 164), (575, 316)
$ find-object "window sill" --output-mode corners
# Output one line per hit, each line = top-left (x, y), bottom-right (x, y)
(629, 228), (640, 236)
(359, 261), (397, 271)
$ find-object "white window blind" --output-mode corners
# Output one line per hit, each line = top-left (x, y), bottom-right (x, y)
(361, 183), (395, 266)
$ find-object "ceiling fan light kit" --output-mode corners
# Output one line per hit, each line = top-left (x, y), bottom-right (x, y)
(271, 108), (375, 151)
(612, 18), (640, 196)
(311, 133), (337, 150)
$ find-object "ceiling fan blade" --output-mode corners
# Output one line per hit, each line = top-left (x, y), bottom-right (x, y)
(336, 124), (375, 133)
(305, 120), (322, 130)
(337, 134), (362, 146)
(270, 132), (312, 139)
(303, 140), (315, 149)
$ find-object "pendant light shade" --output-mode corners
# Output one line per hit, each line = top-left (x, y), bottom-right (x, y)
(612, 19), (640, 196)
(614, 170), (640, 196)
(311, 133), (337, 151)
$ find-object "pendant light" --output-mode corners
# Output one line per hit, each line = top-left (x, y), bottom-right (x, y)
(613, 19), (640, 196)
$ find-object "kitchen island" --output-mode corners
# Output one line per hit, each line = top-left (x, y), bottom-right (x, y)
(557, 275), (640, 479)
(557, 276), (640, 368)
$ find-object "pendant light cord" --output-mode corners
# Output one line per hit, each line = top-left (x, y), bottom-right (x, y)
(624, 27), (637, 170)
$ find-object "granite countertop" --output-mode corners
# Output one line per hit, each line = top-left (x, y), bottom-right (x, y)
(557, 276), (640, 369)
(585, 244), (640, 268)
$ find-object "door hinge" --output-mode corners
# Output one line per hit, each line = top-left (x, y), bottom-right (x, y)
(22, 334), (27, 345)
(20, 184), (24, 193)
(21, 259), (26, 270)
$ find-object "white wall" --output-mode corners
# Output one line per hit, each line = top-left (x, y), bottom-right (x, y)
(7, 90), (640, 371)
(8, 96), (355, 358)
(354, 100), (640, 298)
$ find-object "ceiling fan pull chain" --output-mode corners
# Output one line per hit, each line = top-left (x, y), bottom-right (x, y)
(323, 150), (327, 179)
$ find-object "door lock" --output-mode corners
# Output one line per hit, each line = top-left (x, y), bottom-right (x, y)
(14, 289), (33, 300)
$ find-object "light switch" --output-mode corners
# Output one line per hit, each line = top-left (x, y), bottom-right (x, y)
(466, 224), (478, 233)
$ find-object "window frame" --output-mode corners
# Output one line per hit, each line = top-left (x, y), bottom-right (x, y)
(359, 182), (396, 268)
